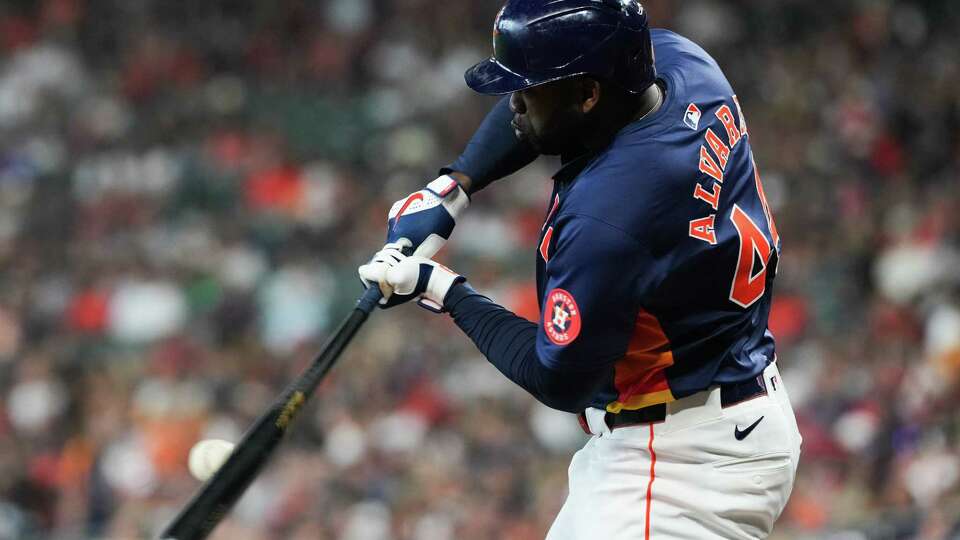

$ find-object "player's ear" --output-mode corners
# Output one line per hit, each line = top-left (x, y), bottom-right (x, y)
(580, 78), (601, 114)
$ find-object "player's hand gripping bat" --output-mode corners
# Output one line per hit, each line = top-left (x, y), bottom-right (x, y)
(159, 286), (383, 540)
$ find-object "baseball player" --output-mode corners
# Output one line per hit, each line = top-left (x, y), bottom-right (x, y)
(360, 1), (802, 538)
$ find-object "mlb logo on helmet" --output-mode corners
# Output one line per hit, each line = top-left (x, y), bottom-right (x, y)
(544, 289), (582, 346)
(684, 103), (702, 130)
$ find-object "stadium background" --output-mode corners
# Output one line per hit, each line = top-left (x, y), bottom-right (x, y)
(1, 0), (958, 538)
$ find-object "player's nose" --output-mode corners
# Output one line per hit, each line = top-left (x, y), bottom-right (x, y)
(509, 91), (526, 114)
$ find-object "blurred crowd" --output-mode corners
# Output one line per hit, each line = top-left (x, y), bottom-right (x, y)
(1, 0), (959, 539)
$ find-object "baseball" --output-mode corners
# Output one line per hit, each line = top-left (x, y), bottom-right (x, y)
(187, 439), (235, 481)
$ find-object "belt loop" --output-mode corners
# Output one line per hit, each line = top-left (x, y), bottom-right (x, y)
(577, 412), (591, 435)
(583, 408), (611, 436)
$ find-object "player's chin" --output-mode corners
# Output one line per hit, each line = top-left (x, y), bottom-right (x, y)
(515, 125), (556, 155)
(513, 125), (529, 144)
(536, 110), (587, 155)
(516, 129), (548, 155)
(512, 120), (534, 144)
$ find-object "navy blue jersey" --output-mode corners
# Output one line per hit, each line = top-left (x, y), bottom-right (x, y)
(534, 29), (781, 412)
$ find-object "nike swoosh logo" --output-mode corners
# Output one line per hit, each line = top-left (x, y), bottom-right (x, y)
(393, 193), (424, 229)
(734, 416), (764, 440)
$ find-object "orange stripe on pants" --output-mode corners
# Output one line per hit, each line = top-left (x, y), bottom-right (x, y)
(644, 423), (656, 539)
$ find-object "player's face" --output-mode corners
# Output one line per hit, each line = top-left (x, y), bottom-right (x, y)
(510, 79), (588, 156)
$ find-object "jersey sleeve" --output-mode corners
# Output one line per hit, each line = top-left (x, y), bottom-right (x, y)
(440, 97), (539, 193)
(536, 214), (657, 372)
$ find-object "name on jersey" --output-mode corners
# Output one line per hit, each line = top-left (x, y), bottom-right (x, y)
(687, 95), (749, 245)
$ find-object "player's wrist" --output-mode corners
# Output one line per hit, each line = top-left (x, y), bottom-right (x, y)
(441, 280), (476, 313)
(448, 171), (474, 198)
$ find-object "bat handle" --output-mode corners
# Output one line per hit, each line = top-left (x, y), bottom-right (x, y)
(356, 285), (384, 315)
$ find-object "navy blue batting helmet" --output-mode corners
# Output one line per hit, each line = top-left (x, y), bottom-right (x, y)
(465, 0), (655, 95)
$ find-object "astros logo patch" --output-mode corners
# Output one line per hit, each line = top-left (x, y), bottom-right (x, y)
(684, 103), (702, 130)
(544, 289), (581, 346)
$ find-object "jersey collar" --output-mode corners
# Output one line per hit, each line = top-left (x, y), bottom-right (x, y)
(552, 152), (597, 185)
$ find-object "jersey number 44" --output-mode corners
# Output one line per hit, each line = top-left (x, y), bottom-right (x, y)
(687, 96), (780, 310)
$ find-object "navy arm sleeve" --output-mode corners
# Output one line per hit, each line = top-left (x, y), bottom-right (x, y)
(440, 97), (539, 194)
(444, 283), (610, 413)
(442, 215), (653, 412)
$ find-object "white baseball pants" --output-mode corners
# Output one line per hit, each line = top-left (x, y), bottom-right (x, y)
(546, 361), (801, 539)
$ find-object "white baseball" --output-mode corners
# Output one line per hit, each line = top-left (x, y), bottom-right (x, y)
(187, 439), (235, 481)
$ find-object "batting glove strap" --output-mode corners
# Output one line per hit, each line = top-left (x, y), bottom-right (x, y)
(358, 246), (464, 312)
(416, 263), (466, 313)
(424, 175), (468, 199)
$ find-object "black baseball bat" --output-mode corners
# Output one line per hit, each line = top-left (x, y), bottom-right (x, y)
(159, 286), (383, 540)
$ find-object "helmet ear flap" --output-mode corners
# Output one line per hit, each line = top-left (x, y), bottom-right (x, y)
(624, 43), (647, 75)
(630, 49), (644, 70)
(616, 37), (655, 93)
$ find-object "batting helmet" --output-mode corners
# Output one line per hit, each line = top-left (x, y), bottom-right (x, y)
(465, 0), (655, 96)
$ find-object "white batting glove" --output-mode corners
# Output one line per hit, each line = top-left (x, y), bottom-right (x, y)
(385, 175), (469, 258)
(358, 241), (465, 312)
